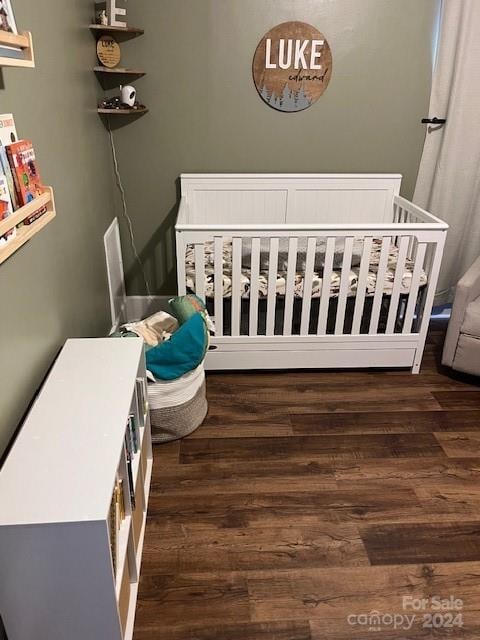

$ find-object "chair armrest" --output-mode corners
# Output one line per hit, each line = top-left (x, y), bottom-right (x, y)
(443, 256), (480, 366)
(457, 256), (480, 302)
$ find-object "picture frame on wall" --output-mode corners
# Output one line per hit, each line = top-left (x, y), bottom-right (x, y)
(0, 0), (17, 34)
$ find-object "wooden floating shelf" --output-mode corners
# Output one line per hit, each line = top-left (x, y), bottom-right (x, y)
(91, 23), (146, 126)
(89, 24), (144, 40)
(0, 30), (34, 68)
(94, 66), (146, 77)
(0, 187), (56, 265)
(97, 107), (149, 115)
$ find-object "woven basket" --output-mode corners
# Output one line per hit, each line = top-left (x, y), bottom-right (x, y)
(150, 380), (208, 443)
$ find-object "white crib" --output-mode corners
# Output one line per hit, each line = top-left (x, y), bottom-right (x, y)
(175, 174), (448, 373)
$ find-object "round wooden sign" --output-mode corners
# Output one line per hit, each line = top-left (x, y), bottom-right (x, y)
(253, 21), (332, 112)
(97, 34), (121, 68)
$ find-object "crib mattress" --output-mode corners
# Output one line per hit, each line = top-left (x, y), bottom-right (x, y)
(185, 238), (427, 299)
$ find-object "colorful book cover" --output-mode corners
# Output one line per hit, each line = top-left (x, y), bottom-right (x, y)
(0, 143), (18, 209)
(0, 1), (18, 34)
(6, 140), (45, 224)
(0, 113), (18, 146)
(0, 172), (16, 246)
(0, 3), (26, 61)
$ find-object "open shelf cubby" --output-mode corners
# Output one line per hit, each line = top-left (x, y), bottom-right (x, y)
(0, 187), (56, 265)
(0, 30), (34, 68)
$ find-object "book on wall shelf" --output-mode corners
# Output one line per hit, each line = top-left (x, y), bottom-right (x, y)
(7, 140), (46, 224)
(0, 114), (41, 216)
(0, 145), (19, 210)
(0, 0), (35, 67)
(0, 114), (17, 245)
(0, 0), (20, 59)
(0, 0), (17, 34)
(0, 112), (18, 145)
(0, 113), (56, 266)
(0, 172), (15, 246)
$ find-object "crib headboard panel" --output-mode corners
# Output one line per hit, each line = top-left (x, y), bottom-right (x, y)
(180, 174), (402, 226)
(189, 187), (288, 224)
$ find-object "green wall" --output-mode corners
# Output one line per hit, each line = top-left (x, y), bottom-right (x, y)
(114, 0), (439, 294)
(0, 1), (115, 457)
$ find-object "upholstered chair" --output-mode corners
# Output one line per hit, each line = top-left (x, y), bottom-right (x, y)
(442, 256), (480, 375)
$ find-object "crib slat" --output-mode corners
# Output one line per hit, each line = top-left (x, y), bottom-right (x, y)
(408, 235), (415, 260)
(214, 236), (223, 337)
(194, 243), (205, 302)
(334, 236), (354, 335)
(249, 238), (261, 336)
(317, 237), (336, 335)
(369, 236), (391, 334)
(403, 242), (427, 334)
(231, 237), (242, 337)
(300, 237), (317, 335)
(266, 237), (279, 336)
(352, 236), (373, 334)
(176, 235), (187, 296)
(386, 235), (410, 334)
(283, 237), (298, 336)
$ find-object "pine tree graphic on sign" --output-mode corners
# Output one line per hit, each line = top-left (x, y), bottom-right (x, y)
(295, 86), (311, 111)
(265, 84), (313, 112)
(268, 91), (281, 109)
(280, 85), (296, 111)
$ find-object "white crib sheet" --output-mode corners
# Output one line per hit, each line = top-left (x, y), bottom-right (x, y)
(185, 238), (427, 299)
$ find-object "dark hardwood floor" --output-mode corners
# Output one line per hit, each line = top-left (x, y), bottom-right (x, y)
(134, 320), (480, 639)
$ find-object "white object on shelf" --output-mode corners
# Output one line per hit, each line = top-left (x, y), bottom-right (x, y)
(120, 84), (136, 107)
(0, 337), (153, 640)
(107, 0), (127, 29)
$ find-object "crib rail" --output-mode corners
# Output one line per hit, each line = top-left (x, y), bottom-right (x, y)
(177, 194), (448, 233)
(179, 234), (445, 335)
(176, 194), (447, 372)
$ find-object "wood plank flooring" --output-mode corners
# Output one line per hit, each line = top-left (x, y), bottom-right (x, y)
(134, 320), (480, 639)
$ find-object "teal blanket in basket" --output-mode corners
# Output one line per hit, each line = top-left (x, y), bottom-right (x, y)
(145, 312), (207, 380)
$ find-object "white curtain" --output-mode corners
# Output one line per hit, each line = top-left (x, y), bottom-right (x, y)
(414, 0), (480, 305)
